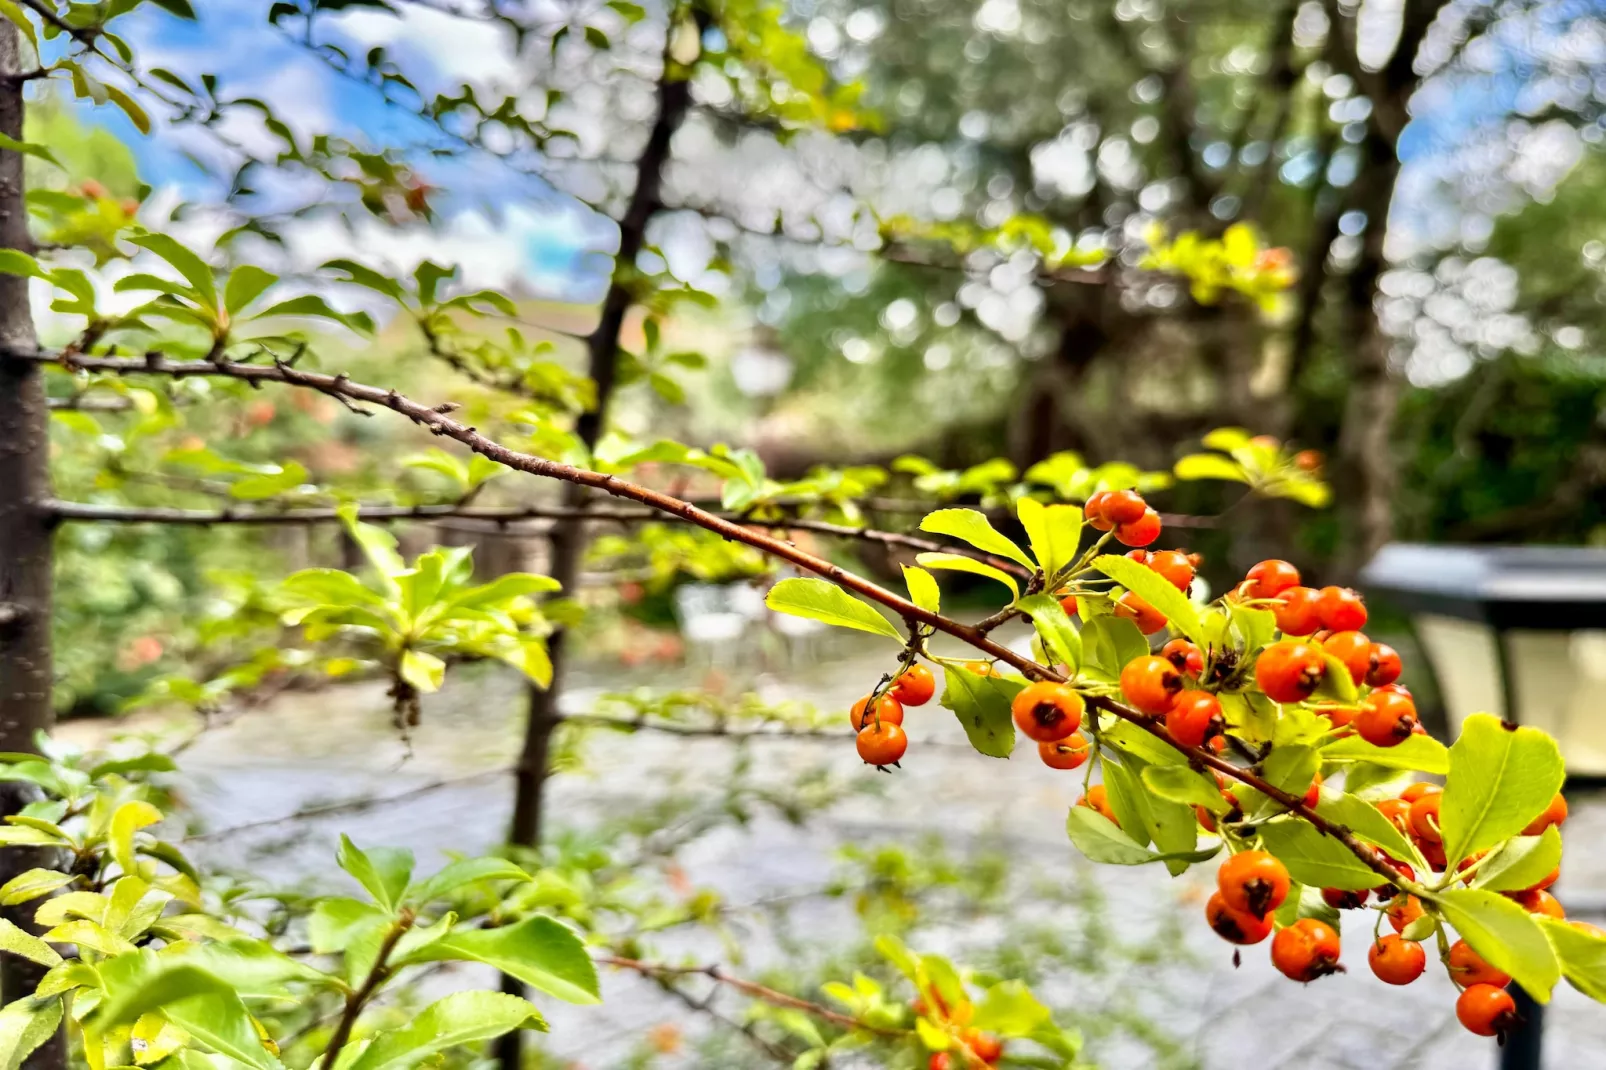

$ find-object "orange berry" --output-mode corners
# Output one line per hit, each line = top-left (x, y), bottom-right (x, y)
(1523, 793), (1568, 836)
(1366, 643), (1402, 687)
(1120, 655), (1182, 715)
(1272, 586), (1323, 635)
(1322, 630), (1373, 685)
(1271, 918), (1342, 982)
(1010, 681), (1084, 743)
(1166, 690), (1225, 749)
(856, 722), (908, 767)
(1077, 784), (1117, 824)
(1039, 733), (1091, 770)
(889, 665), (936, 706)
(1512, 889), (1565, 919)
(1316, 586), (1367, 632)
(1355, 690), (1418, 747)
(1161, 638), (1205, 676)
(1386, 895), (1425, 933)
(1447, 939), (1510, 989)
(1114, 590), (1168, 635)
(1321, 886), (1370, 910)
(1408, 792), (1442, 845)
(1115, 507), (1162, 548)
(1148, 550), (1195, 591)
(1456, 984), (1519, 1038)
(1059, 594), (1078, 617)
(1400, 782), (1441, 803)
(850, 694), (904, 731)
(1218, 850), (1291, 918)
(1103, 489), (1147, 525)
(1245, 559), (1301, 600)
(1206, 891), (1274, 944)
(1368, 934), (1426, 985)
(1255, 641), (1326, 704)
(1085, 491), (1114, 531)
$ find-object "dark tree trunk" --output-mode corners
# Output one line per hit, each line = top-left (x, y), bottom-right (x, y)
(496, 16), (701, 1070)
(0, 24), (66, 1070)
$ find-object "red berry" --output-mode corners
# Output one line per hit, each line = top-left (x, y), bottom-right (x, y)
(963, 1030), (1003, 1064)
(1400, 782), (1440, 803)
(851, 694), (904, 731)
(1059, 594), (1078, 617)
(1456, 984), (1519, 1038)
(1294, 449), (1323, 472)
(1120, 655), (1182, 715)
(1254, 641), (1326, 704)
(928, 1054), (951, 1070)
(1355, 690), (1418, 747)
(1115, 507), (1162, 548)
(1114, 590), (1168, 635)
(856, 722), (908, 767)
(1010, 681), (1084, 743)
(1160, 638), (1205, 676)
(1512, 888), (1565, 919)
(1148, 550), (1195, 591)
(1206, 891), (1274, 944)
(1271, 919), (1342, 982)
(1039, 733), (1091, 770)
(1103, 489), (1147, 525)
(1218, 850), (1291, 918)
(1303, 771), (1323, 809)
(1386, 894), (1424, 933)
(1245, 559), (1301, 600)
(1166, 690), (1224, 749)
(889, 665), (936, 706)
(1316, 586), (1367, 632)
(1377, 798), (1411, 835)
(1448, 939), (1510, 989)
(1366, 643), (1402, 687)
(1272, 586), (1323, 636)
(1321, 887), (1370, 910)
(1085, 491), (1114, 531)
(1322, 630), (1373, 685)
(1368, 934), (1426, 985)
(1523, 793), (1568, 836)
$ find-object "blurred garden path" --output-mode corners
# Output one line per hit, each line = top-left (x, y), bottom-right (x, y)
(64, 638), (1606, 1070)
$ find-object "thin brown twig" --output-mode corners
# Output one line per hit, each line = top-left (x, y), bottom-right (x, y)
(19, 345), (1407, 889)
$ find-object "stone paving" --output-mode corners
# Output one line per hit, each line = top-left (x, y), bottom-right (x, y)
(64, 637), (1606, 1070)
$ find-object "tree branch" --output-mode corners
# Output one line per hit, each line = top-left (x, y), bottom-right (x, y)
(19, 345), (1410, 890)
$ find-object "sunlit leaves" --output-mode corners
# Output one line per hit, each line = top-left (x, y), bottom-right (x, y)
(939, 665), (1021, 758)
(1440, 713), (1565, 867)
(764, 578), (902, 640)
(1434, 888), (1560, 1002)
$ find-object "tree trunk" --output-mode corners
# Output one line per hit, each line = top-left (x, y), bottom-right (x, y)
(0, 24), (66, 1070)
(496, 17), (700, 1070)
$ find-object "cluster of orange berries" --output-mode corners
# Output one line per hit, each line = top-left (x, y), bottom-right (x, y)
(850, 665), (936, 767)
(1083, 488), (1163, 547)
(914, 996), (1004, 1069)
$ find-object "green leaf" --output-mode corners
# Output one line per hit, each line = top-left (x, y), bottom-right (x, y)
(1313, 792), (1420, 866)
(0, 920), (61, 967)
(0, 870), (74, 906)
(399, 649), (446, 693)
(912, 552), (1020, 600)
(41, 920), (134, 955)
(1106, 758), (1201, 874)
(1173, 454), (1248, 482)
(1220, 691), (1276, 744)
(337, 836), (413, 912)
(1065, 805), (1218, 866)
(1537, 917), (1606, 1002)
(251, 294), (374, 335)
(1320, 733), (1449, 774)
(1257, 820), (1386, 891)
(0, 134), (57, 168)
(110, 799), (162, 879)
(1013, 594), (1080, 671)
(763, 578), (901, 640)
(1081, 615), (1149, 683)
(938, 666), (1022, 758)
(1015, 498), (1081, 579)
(1262, 744), (1319, 801)
(0, 995), (62, 1070)
(970, 981), (1051, 1037)
(104, 84), (151, 135)
(230, 461), (309, 501)
(1440, 713), (1565, 868)
(349, 991), (546, 1070)
(1311, 653), (1358, 704)
(918, 508), (1034, 568)
(223, 265), (277, 314)
(902, 566), (939, 615)
(308, 897), (387, 954)
(129, 234), (216, 305)
(95, 960), (282, 1070)
(407, 858), (531, 904)
(1142, 765), (1229, 813)
(1474, 828), (1563, 894)
(1434, 888), (1559, 1002)
(401, 915), (599, 1005)
(1091, 554), (1203, 644)
(1230, 604), (1276, 651)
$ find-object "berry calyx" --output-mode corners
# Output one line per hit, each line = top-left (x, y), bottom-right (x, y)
(1355, 690), (1418, 747)
(1456, 984), (1519, 1038)
(1322, 630), (1373, 685)
(1077, 784), (1117, 824)
(1114, 590), (1168, 635)
(1272, 586), (1323, 635)
(1271, 918), (1342, 982)
(1207, 891), (1274, 944)
(1120, 655), (1182, 715)
(851, 694), (905, 731)
(1523, 793), (1568, 836)
(856, 722), (908, 767)
(1218, 850), (1291, 918)
(1147, 549), (1195, 591)
(890, 665), (936, 706)
(1255, 641), (1326, 704)
(1161, 638), (1205, 676)
(1368, 935), (1426, 985)
(1316, 586), (1367, 632)
(1039, 733), (1091, 770)
(1366, 643), (1403, 687)
(1447, 939), (1510, 989)
(1010, 681), (1084, 743)
(1115, 507), (1162, 548)
(1166, 690), (1224, 749)
(1245, 559), (1301, 600)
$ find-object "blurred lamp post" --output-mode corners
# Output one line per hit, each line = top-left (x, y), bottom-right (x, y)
(1360, 543), (1606, 1070)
